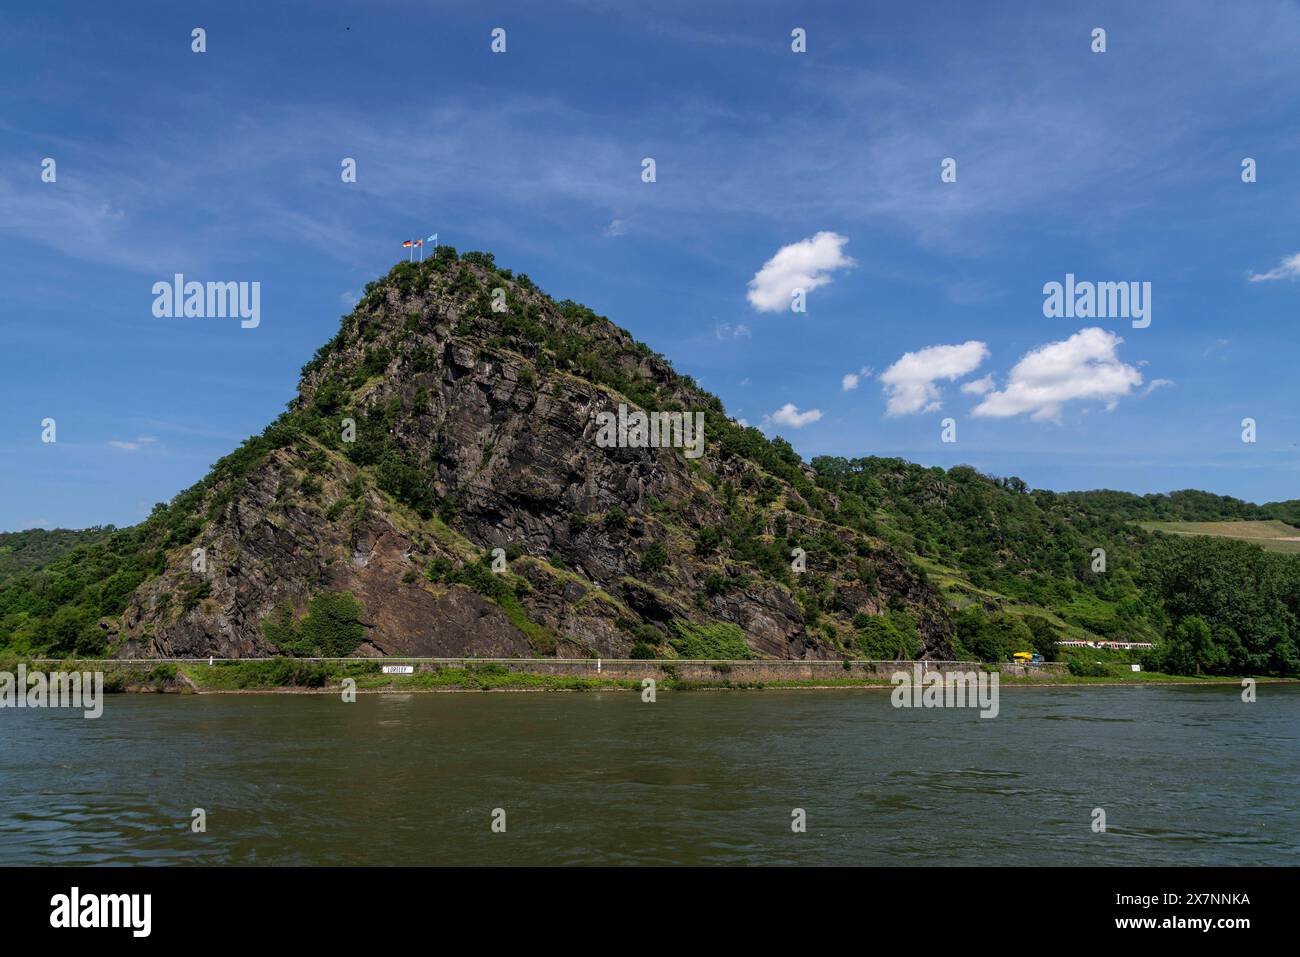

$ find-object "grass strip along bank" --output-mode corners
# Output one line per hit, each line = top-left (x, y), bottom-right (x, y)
(8, 655), (1294, 693)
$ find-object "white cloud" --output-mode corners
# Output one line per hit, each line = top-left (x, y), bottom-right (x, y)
(972, 328), (1143, 421)
(21, 519), (52, 530)
(767, 403), (823, 428)
(107, 436), (158, 453)
(879, 341), (989, 415)
(1248, 252), (1300, 282)
(961, 374), (996, 395)
(714, 322), (751, 340)
(1142, 377), (1174, 397)
(746, 232), (855, 312)
(605, 218), (628, 237)
(841, 365), (872, 391)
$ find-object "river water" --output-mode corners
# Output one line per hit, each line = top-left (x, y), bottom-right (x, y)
(1, 685), (1296, 865)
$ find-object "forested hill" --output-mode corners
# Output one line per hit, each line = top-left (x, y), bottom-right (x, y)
(1, 248), (1297, 677)
(805, 456), (1299, 675)
(0, 528), (115, 588)
(1057, 488), (1300, 525)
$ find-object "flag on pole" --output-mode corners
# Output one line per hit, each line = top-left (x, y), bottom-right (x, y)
(427, 233), (438, 246)
(402, 240), (415, 247)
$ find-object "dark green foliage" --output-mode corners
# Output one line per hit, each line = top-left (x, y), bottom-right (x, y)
(0, 527), (115, 587)
(950, 607), (1033, 662)
(1140, 535), (1298, 675)
(180, 578), (211, 612)
(300, 592), (367, 656)
(855, 612), (921, 659)
(640, 540), (668, 574)
(204, 658), (336, 688)
(695, 525), (723, 555)
(258, 591), (366, 657)
(616, 617), (663, 646)
(1066, 655), (1112, 678)
(1153, 616), (1228, 676)
(1021, 615), (1062, 661)
(670, 621), (752, 659)
(260, 601), (300, 652)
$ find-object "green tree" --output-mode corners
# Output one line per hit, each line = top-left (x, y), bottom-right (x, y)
(300, 591), (366, 657)
(1158, 615), (1228, 676)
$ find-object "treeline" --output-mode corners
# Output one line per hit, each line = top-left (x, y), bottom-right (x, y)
(1138, 536), (1300, 675)
(0, 527), (115, 588)
(1061, 488), (1300, 527)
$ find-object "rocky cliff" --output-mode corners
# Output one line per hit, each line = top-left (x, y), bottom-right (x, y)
(107, 248), (955, 660)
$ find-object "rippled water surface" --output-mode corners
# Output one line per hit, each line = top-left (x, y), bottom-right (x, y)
(1, 685), (1296, 865)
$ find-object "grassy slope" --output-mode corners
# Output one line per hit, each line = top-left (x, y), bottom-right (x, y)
(1139, 520), (1300, 554)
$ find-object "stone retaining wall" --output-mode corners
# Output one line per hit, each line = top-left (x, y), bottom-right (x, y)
(40, 657), (1068, 682)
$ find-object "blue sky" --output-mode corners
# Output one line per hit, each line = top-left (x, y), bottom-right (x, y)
(2, 0), (1299, 532)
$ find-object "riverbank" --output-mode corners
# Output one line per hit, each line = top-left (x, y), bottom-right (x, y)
(12, 656), (1296, 693)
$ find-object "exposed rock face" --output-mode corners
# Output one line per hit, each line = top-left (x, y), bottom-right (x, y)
(113, 250), (955, 660)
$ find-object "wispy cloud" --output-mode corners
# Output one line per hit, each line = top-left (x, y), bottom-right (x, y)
(1248, 252), (1300, 282)
(1141, 378), (1175, 397)
(841, 366), (872, 391)
(107, 436), (158, 453)
(714, 322), (751, 340)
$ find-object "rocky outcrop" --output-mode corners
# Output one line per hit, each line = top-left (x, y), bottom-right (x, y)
(113, 250), (955, 660)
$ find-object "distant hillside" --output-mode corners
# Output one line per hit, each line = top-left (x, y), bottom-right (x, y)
(0, 527), (114, 587)
(1060, 488), (1300, 527)
(1, 248), (1296, 677)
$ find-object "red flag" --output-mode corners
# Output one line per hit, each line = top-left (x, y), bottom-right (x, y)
(402, 240), (415, 248)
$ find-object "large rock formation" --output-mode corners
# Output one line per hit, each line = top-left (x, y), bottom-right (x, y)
(110, 249), (954, 660)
